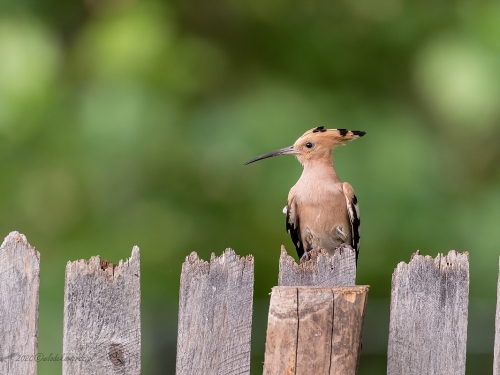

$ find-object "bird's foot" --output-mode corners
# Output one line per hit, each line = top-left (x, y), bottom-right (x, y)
(300, 251), (310, 263)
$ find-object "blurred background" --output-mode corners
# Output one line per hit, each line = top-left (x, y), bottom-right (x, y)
(1, 0), (500, 373)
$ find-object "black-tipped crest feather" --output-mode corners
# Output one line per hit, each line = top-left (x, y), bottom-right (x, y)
(312, 126), (327, 133)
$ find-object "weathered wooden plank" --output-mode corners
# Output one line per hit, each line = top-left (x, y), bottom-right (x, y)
(387, 250), (469, 375)
(263, 286), (369, 375)
(176, 249), (254, 375)
(494, 257), (500, 375)
(0, 231), (40, 375)
(279, 245), (356, 287)
(263, 288), (298, 375)
(330, 289), (367, 375)
(63, 247), (141, 375)
(296, 288), (334, 374)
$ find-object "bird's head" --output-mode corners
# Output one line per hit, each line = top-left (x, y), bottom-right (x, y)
(245, 126), (366, 165)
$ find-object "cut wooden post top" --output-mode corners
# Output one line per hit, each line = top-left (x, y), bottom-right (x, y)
(264, 284), (369, 375)
(279, 245), (356, 286)
(271, 285), (369, 293)
(65, 246), (140, 282)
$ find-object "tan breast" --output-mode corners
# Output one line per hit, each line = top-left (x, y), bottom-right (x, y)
(290, 181), (351, 254)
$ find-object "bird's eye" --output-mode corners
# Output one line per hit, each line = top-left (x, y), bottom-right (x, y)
(305, 142), (313, 148)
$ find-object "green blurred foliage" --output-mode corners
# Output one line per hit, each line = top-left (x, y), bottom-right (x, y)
(0, 0), (500, 373)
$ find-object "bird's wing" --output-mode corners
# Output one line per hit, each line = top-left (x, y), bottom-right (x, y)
(343, 182), (360, 262)
(286, 197), (305, 259)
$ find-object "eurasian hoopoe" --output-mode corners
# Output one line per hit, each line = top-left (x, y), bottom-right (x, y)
(245, 126), (365, 263)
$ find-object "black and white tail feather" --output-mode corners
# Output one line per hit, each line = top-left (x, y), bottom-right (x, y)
(344, 192), (360, 264)
(284, 198), (306, 260)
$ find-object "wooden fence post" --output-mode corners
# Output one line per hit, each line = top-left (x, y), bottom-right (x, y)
(63, 246), (141, 375)
(264, 245), (365, 374)
(279, 245), (356, 286)
(263, 286), (368, 375)
(387, 250), (469, 375)
(0, 231), (40, 375)
(176, 249), (254, 375)
(494, 256), (500, 375)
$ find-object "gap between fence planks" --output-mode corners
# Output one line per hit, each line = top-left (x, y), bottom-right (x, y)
(63, 247), (141, 375)
(176, 249), (254, 375)
(279, 245), (356, 286)
(263, 286), (368, 375)
(0, 231), (40, 375)
(387, 250), (469, 375)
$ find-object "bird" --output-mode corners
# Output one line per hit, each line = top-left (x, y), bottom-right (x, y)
(245, 126), (365, 263)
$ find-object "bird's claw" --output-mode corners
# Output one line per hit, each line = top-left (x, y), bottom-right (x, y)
(300, 251), (310, 263)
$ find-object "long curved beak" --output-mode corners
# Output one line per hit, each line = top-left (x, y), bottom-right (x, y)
(244, 145), (298, 165)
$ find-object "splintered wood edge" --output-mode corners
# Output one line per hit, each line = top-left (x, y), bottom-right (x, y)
(394, 250), (469, 275)
(182, 248), (254, 271)
(65, 246), (140, 281)
(280, 244), (356, 266)
(1, 230), (40, 262)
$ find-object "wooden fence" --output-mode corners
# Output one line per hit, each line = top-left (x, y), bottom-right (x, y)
(0, 230), (496, 374)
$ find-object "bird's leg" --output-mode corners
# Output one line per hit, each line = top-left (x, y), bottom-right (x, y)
(300, 251), (310, 263)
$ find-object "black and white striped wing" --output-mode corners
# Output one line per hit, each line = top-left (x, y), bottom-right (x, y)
(343, 182), (360, 263)
(284, 197), (305, 259)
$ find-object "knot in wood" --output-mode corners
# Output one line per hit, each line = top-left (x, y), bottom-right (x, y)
(107, 343), (126, 368)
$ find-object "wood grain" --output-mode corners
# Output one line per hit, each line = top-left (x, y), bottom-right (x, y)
(279, 245), (356, 287)
(263, 286), (368, 375)
(387, 250), (469, 375)
(296, 288), (334, 375)
(0, 231), (40, 375)
(176, 249), (254, 375)
(63, 247), (141, 375)
(263, 287), (298, 375)
(330, 289), (367, 375)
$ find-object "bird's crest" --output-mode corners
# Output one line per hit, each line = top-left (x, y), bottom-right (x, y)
(312, 126), (327, 133)
(296, 127), (366, 149)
